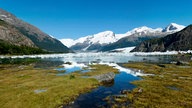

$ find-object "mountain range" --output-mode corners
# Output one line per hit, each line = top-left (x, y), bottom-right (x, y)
(0, 8), (71, 54)
(131, 25), (192, 52)
(1, 8), (189, 54)
(60, 23), (185, 52)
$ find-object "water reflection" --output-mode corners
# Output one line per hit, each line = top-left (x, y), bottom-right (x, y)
(0, 53), (175, 65)
(65, 72), (141, 108)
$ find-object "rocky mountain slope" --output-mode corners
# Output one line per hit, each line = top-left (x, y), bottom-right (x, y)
(61, 23), (185, 52)
(0, 19), (46, 54)
(0, 19), (35, 47)
(131, 25), (192, 52)
(0, 8), (71, 53)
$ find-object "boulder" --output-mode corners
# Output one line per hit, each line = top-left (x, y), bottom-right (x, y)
(176, 61), (189, 65)
(92, 72), (115, 83)
(137, 88), (143, 93)
(120, 90), (131, 94)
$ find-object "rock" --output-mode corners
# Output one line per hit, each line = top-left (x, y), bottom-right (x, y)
(176, 61), (182, 65)
(157, 64), (166, 68)
(138, 88), (143, 93)
(176, 61), (189, 65)
(170, 61), (177, 64)
(120, 90), (131, 94)
(102, 80), (114, 87)
(34, 89), (47, 94)
(64, 62), (72, 65)
(70, 101), (74, 104)
(143, 58), (147, 61)
(92, 72), (115, 83)
(112, 95), (127, 98)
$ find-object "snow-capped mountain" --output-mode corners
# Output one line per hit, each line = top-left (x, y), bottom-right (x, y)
(132, 24), (192, 52)
(162, 23), (185, 32)
(61, 31), (118, 48)
(60, 27), (162, 49)
(126, 26), (163, 36)
(76, 31), (117, 45)
(60, 23), (185, 52)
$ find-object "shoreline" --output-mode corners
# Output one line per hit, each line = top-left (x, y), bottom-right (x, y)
(114, 61), (192, 107)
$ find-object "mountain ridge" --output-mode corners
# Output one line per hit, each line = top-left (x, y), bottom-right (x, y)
(131, 25), (192, 52)
(0, 19), (35, 47)
(61, 23), (185, 52)
(0, 8), (71, 53)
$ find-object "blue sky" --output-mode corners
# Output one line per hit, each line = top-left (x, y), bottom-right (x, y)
(0, 0), (192, 39)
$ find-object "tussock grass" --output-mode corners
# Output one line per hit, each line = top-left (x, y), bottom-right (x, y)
(121, 62), (192, 108)
(82, 64), (119, 76)
(0, 64), (118, 108)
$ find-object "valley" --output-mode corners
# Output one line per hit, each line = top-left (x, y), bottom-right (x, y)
(0, 1), (192, 108)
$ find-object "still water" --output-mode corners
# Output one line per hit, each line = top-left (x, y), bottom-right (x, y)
(0, 52), (175, 64)
(65, 72), (141, 108)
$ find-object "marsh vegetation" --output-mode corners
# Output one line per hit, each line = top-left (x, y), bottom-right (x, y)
(0, 63), (118, 108)
(107, 61), (192, 107)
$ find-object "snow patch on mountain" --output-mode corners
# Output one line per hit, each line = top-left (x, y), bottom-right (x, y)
(126, 26), (162, 35)
(110, 47), (136, 53)
(162, 23), (185, 32)
(90, 31), (116, 44)
(60, 39), (75, 47)
(0, 15), (7, 18)
(115, 33), (129, 39)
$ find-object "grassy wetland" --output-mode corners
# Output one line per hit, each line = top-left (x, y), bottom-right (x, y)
(109, 61), (192, 108)
(0, 60), (118, 108)
(1, 55), (192, 108)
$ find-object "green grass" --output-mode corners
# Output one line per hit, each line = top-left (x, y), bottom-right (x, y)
(82, 64), (119, 76)
(120, 62), (192, 108)
(0, 39), (48, 55)
(0, 64), (118, 108)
